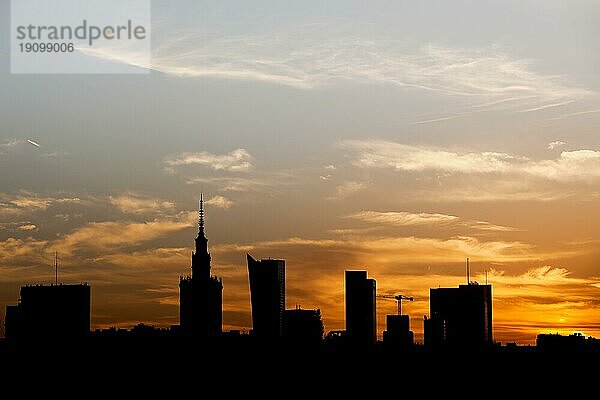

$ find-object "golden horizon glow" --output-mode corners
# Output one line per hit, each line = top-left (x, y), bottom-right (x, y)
(1, 194), (599, 344)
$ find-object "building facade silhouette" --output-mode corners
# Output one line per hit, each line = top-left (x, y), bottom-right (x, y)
(425, 283), (492, 349)
(247, 254), (285, 337)
(537, 333), (600, 352)
(383, 315), (414, 348)
(283, 307), (324, 342)
(5, 283), (90, 340)
(179, 195), (223, 336)
(345, 270), (376, 344)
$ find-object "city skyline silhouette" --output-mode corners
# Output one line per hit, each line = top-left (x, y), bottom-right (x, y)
(2, 196), (597, 350)
(2, 1), (600, 347)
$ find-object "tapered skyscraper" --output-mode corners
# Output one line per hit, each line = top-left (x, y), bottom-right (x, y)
(247, 254), (285, 338)
(179, 195), (223, 336)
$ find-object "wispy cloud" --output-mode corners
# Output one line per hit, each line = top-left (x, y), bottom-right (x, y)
(346, 210), (518, 232)
(50, 214), (195, 256)
(16, 224), (37, 231)
(110, 193), (175, 215)
(0, 138), (22, 151)
(0, 222), (37, 232)
(327, 181), (367, 200)
(486, 266), (591, 286)
(547, 108), (600, 122)
(78, 24), (589, 115)
(185, 176), (266, 192)
(341, 140), (517, 174)
(341, 139), (600, 182)
(164, 149), (253, 173)
(414, 114), (467, 125)
(548, 141), (566, 150)
(213, 235), (567, 265)
(205, 195), (233, 209)
(347, 211), (459, 226)
(0, 192), (82, 218)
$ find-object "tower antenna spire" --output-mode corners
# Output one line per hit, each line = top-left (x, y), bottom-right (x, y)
(199, 193), (205, 234)
(55, 252), (58, 285)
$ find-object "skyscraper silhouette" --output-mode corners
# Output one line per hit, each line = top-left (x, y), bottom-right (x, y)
(425, 283), (492, 349)
(5, 283), (90, 340)
(283, 307), (324, 343)
(345, 270), (376, 344)
(179, 195), (223, 336)
(247, 254), (285, 338)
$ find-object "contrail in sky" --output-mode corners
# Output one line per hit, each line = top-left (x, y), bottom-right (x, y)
(27, 139), (40, 147)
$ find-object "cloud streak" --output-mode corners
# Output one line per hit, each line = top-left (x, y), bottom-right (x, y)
(0, 192), (82, 219)
(327, 181), (367, 200)
(341, 140), (600, 182)
(164, 149), (253, 173)
(50, 216), (195, 256)
(346, 210), (518, 232)
(110, 193), (175, 215)
(0, 138), (22, 152)
(205, 195), (234, 209)
(78, 24), (590, 115)
(548, 141), (566, 150)
(213, 235), (565, 265)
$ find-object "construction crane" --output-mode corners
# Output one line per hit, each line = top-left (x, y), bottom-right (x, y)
(376, 294), (414, 315)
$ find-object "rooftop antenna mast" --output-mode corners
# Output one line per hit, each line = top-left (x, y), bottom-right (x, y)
(54, 252), (58, 285)
(466, 257), (470, 285)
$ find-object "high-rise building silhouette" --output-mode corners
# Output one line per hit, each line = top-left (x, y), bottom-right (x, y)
(283, 307), (324, 342)
(4, 283), (90, 340)
(425, 283), (492, 349)
(345, 270), (376, 344)
(179, 195), (223, 336)
(383, 315), (413, 348)
(247, 254), (285, 337)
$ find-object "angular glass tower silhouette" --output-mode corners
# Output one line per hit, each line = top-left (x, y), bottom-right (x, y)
(247, 254), (285, 337)
(345, 270), (376, 344)
(179, 195), (223, 336)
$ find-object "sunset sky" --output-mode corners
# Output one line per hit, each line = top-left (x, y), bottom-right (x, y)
(1, 0), (600, 343)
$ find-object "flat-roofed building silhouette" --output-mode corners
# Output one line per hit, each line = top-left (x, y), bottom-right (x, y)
(283, 307), (324, 342)
(383, 314), (413, 348)
(247, 254), (285, 337)
(425, 283), (492, 349)
(345, 270), (376, 344)
(5, 283), (90, 340)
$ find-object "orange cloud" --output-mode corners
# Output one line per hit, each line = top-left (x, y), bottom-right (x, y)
(109, 193), (175, 215)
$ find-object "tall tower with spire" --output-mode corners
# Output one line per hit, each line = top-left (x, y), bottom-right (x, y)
(179, 194), (223, 337)
(192, 194), (211, 280)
